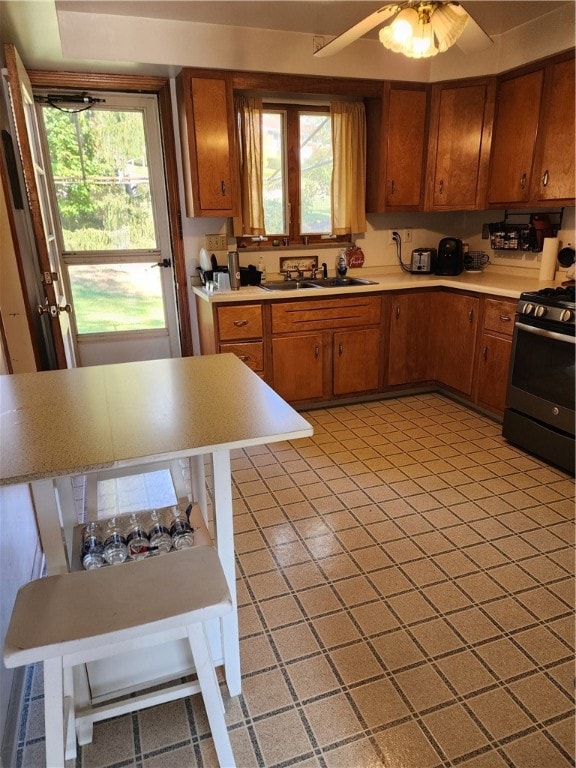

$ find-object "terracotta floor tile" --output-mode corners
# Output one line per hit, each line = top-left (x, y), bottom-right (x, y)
(422, 703), (489, 761)
(270, 621), (320, 661)
(303, 693), (362, 747)
(475, 638), (534, 681)
(372, 628), (426, 671)
(348, 677), (410, 727)
(395, 663), (454, 712)
(503, 730), (573, 768)
(329, 641), (383, 685)
(313, 610), (362, 648)
(286, 653), (340, 701)
(436, 650), (495, 695)
(375, 720), (442, 768)
(466, 687), (533, 740)
(509, 672), (574, 721)
(409, 617), (464, 657)
(253, 708), (315, 766)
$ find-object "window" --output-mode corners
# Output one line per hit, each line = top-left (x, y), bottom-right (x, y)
(242, 104), (339, 245)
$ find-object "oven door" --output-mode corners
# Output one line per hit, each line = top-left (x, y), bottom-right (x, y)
(506, 317), (575, 436)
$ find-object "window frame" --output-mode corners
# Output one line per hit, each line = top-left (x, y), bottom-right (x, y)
(236, 102), (349, 248)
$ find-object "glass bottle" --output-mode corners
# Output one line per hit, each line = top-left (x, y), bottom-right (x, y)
(148, 509), (173, 554)
(103, 517), (128, 565)
(126, 513), (150, 560)
(169, 506), (194, 550)
(81, 521), (106, 570)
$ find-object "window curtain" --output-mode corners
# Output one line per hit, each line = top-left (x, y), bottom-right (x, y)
(233, 95), (265, 237)
(330, 101), (367, 235)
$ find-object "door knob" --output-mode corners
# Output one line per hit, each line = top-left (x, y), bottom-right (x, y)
(153, 258), (172, 268)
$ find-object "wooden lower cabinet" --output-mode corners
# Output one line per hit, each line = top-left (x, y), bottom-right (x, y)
(429, 292), (480, 396)
(476, 334), (513, 413)
(271, 333), (324, 402)
(388, 292), (432, 385)
(333, 328), (381, 396)
(270, 296), (383, 403)
(475, 297), (516, 414)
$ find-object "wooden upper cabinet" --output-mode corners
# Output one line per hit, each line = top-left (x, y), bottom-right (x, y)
(530, 56), (575, 204)
(425, 79), (495, 210)
(177, 70), (239, 217)
(487, 68), (544, 206)
(366, 83), (429, 212)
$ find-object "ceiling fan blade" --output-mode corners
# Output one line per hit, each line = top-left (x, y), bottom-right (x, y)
(456, 11), (493, 53)
(314, 4), (400, 57)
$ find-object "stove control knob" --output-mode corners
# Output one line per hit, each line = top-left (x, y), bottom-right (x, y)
(534, 305), (547, 318)
(522, 303), (535, 315)
(560, 309), (574, 322)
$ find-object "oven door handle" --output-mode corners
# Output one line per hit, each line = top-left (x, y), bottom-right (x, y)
(516, 321), (576, 345)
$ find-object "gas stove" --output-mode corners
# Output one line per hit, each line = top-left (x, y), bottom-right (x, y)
(517, 284), (575, 327)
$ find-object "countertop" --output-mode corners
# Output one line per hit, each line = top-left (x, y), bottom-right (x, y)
(193, 269), (553, 304)
(0, 355), (312, 485)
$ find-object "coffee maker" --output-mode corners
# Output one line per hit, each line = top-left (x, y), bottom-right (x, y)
(435, 237), (464, 276)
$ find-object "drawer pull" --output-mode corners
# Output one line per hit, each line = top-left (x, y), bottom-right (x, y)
(314, 345), (320, 359)
(468, 309), (474, 323)
(233, 320), (249, 327)
(520, 172), (527, 190)
(221, 180), (226, 196)
(499, 314), (511, 322)
(390, 179), (395, 195)
(542, 169), (549, 187)
(338, 343), (343, 356)
(395, 306), (400, 320)
(483, 346), (488, 360)
(238, 355), (250, 362)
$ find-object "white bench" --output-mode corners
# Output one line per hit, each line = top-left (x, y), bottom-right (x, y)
(4, 546), (236, 767)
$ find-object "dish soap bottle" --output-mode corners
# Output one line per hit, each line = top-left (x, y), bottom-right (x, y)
(258, 254), (266, 283)
(337, 250), (347, 277)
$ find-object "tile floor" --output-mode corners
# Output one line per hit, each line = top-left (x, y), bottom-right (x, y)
(15, 393), (575, 768)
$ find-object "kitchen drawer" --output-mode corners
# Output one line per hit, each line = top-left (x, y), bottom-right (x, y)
(219, 341), (263, 372)
(217, 304), (263, 340)
(483, 298), (516, 336)
(272, 296), (381, 334)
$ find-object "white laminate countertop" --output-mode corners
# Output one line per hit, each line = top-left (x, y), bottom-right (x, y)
(0, 354), (313, 485)
(193, 270), (554, 304)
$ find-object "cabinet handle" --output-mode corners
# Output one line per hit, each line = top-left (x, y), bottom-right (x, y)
(482, 346), (488, 360)
(221, 180), (226, 196)
(468, 308), (474, 323)
(542, 170), (549, 187)
(395, 306), (400, 320)
(390, 179), (395, 195)
(314, 345), (320, 359)
(338, 343), (343, 356)
(499, 314), (511, 322)
(238, 355), (250, 362)
(439, 179), (444, 194)
(233, 319), (248, 327)
(520, 173), (527, 190)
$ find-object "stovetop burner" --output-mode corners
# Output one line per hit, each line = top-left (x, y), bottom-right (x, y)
(520, 283), (575, 310)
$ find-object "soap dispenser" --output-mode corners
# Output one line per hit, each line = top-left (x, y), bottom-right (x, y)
(337, 250), (347, 277)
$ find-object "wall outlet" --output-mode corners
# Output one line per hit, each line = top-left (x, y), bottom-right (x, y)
(404, 229), (413, 244)
(205, 233), (227, 251)
(388, 230), (398, 245)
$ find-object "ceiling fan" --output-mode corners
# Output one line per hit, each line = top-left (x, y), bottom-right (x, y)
(313, 2), (493, 59)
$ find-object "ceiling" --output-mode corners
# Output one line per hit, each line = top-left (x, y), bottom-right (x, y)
(54, 1), (570, 37)
(0, 1), (573, 73)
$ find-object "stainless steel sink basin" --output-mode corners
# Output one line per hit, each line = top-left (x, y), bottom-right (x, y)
(259, 280), (318, 291)
(304, 277), (379, 288)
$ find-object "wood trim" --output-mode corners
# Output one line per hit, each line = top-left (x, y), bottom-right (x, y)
(28, 71), (168, 92)
(158, 81), (193, 357)
(230, 70), (383, 98)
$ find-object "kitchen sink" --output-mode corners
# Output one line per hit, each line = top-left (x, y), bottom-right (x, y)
(259, 280), (318, 291)
(304, 277), (379, 288)
(260, 277), (379, 291)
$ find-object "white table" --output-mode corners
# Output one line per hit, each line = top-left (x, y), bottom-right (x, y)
(1, 354), (313, 698)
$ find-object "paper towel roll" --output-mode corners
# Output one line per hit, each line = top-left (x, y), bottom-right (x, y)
(539, 237), (559, 282)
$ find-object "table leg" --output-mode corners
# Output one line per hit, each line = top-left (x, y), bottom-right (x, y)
(189, 454), (208, 524)
(31, 479), (70, 575)
(211, 449), (241, 696)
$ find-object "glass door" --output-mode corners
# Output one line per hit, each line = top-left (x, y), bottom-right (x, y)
(37, 91), (181, 366)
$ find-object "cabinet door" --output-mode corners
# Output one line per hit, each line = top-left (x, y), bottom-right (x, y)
(388, 293), (431, 385)
(272, 334), (324, 402)
(430, 293), (479, 395)
(531, 57), (576, 203)
(426, 80), (495, 210)
(477, 334), (513, 413)
(178, 72), (238, 217)
(333, 328), (380, 396)
(487, 69), (544, 206)
(366, 85), (428, 212)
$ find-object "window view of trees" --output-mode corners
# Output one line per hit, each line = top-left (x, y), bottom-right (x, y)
(261, 107), (332, 238)
(42, 106), (156, 251)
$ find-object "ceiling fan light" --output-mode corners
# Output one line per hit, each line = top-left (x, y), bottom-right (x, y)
(411, 19), (439, 57)
(431, 3), (469, 51)
(379, 7), (418, 52)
